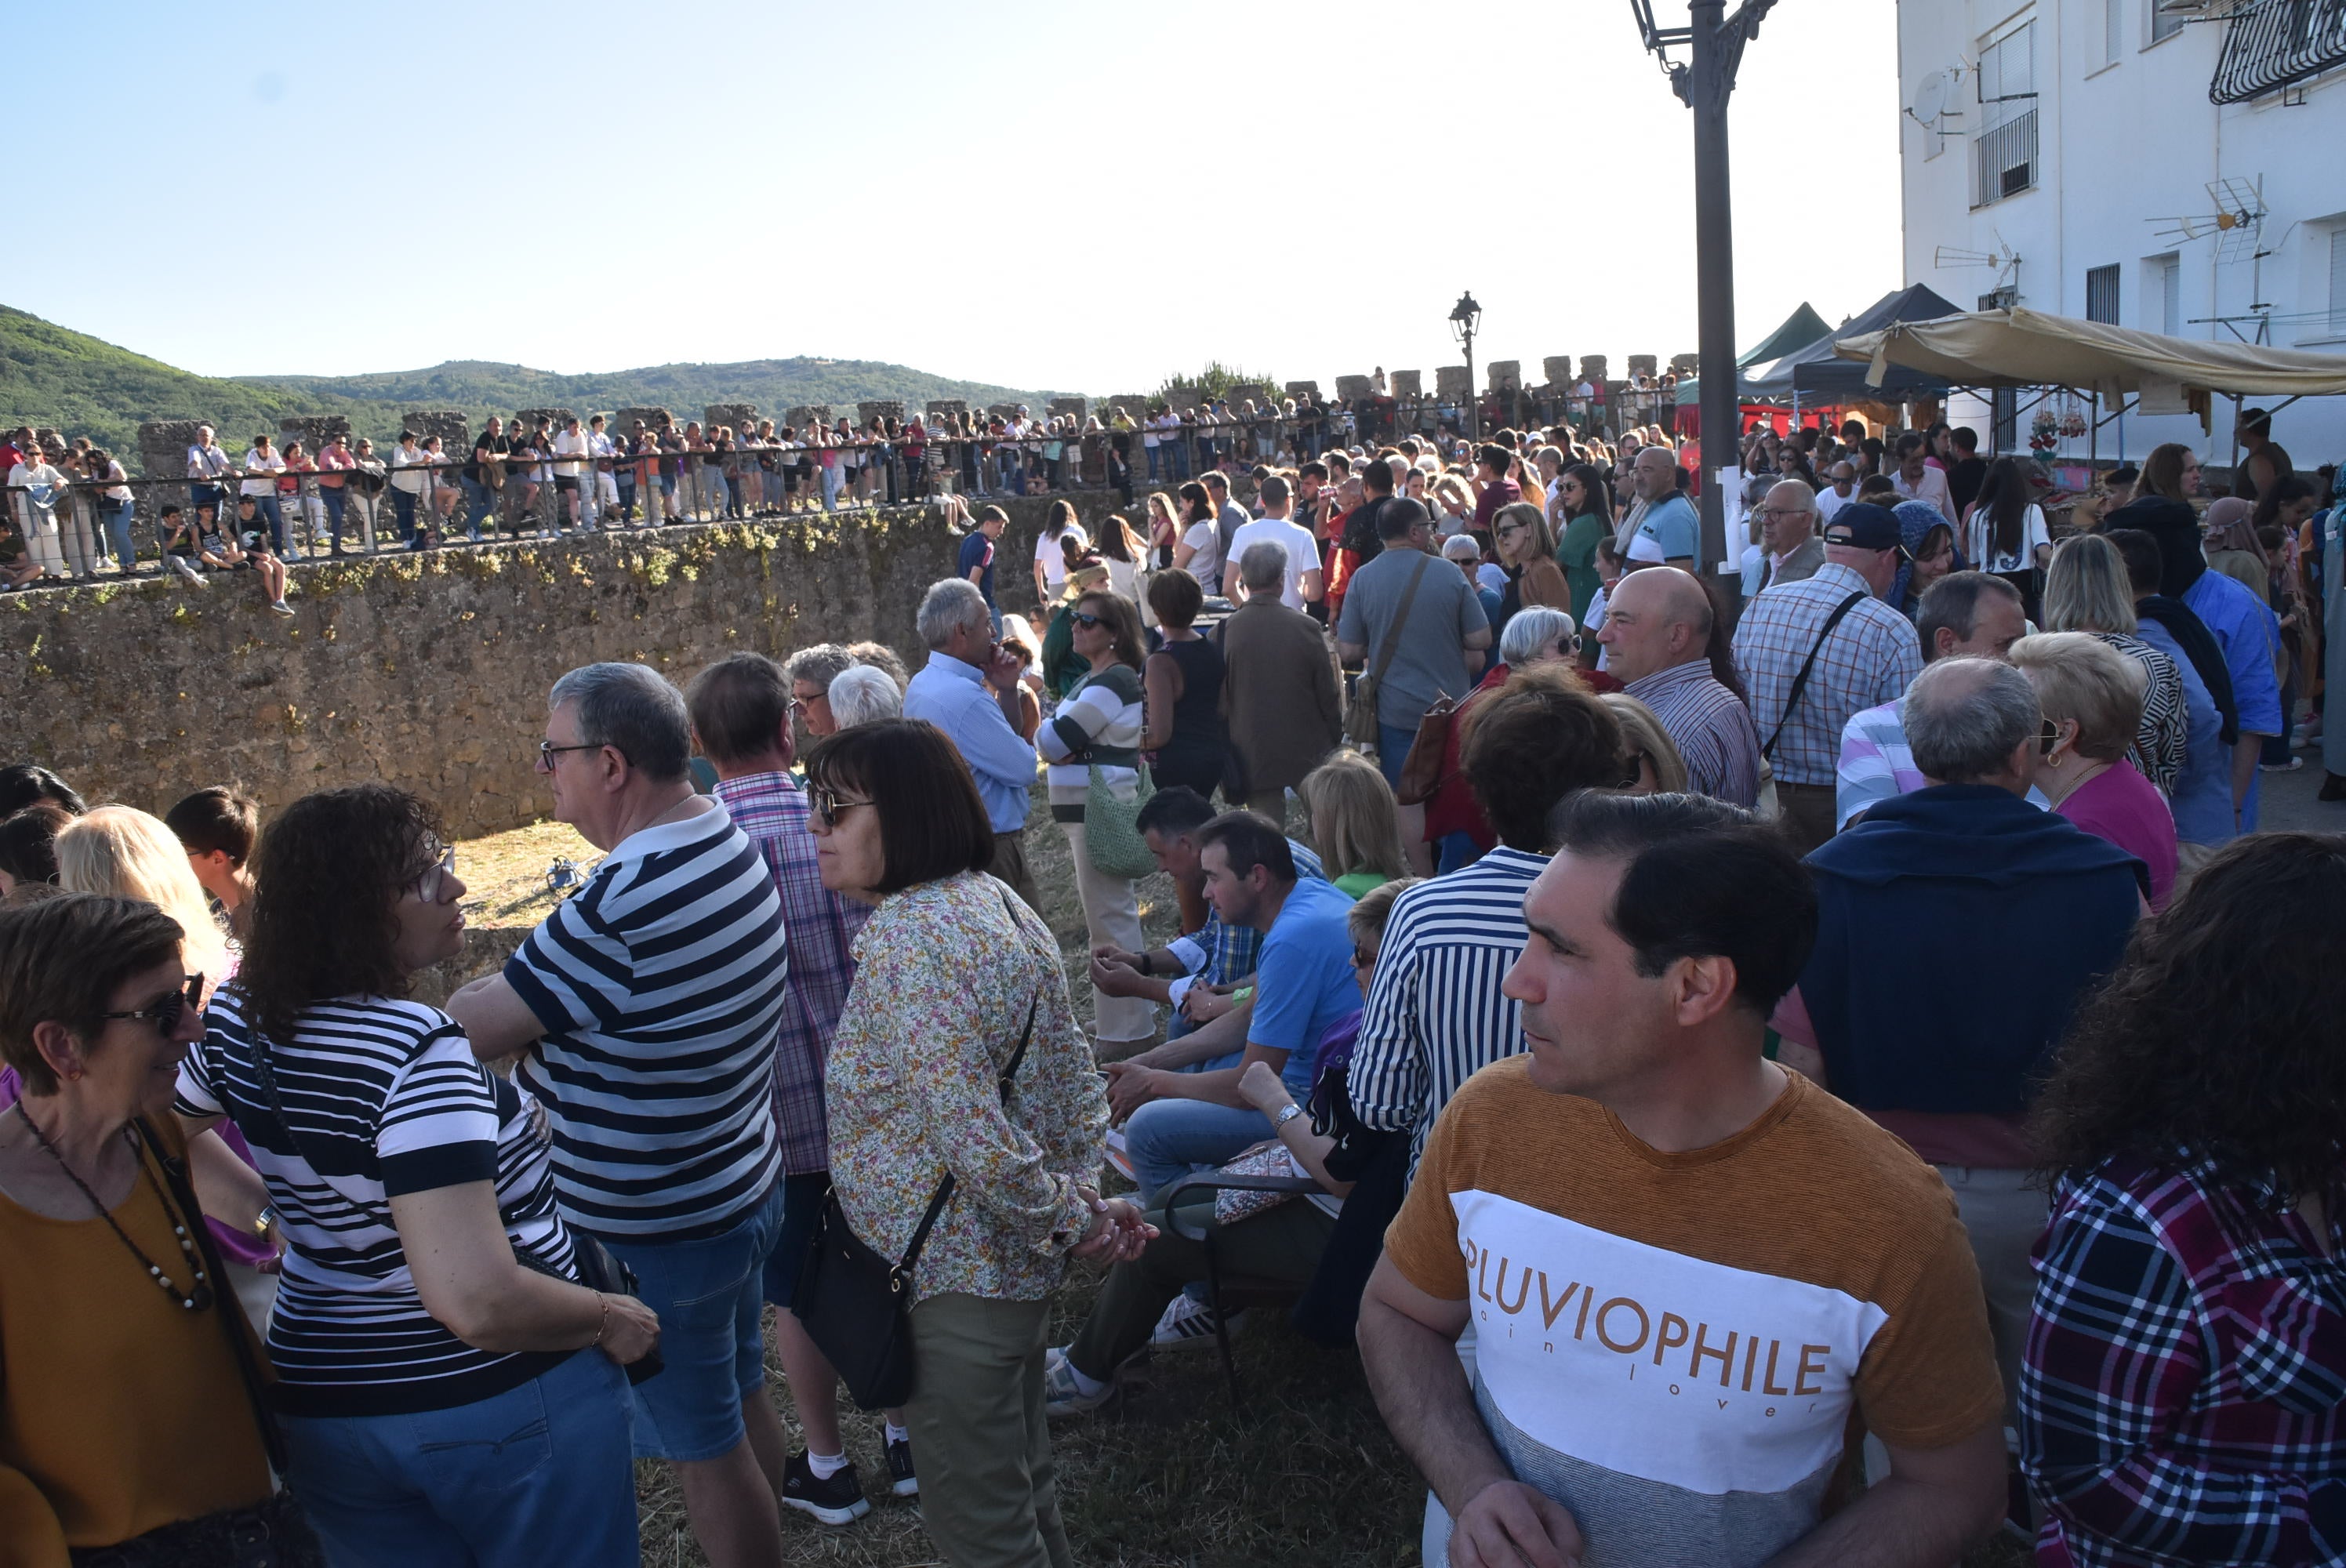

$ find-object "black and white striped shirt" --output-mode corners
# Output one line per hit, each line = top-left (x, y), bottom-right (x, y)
(1345, 846), (1545, 1174)
(176, 990), (578, 1417)
(506, 803), (788, 1240)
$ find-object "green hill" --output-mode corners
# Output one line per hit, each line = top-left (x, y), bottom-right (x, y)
(0, 305), (1056, 463)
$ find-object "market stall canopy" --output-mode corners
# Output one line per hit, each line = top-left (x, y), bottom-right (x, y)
(1676, 302), (1838, 405)
(1743, 284), (1965, 401)
(1832, 306), (2346, 400)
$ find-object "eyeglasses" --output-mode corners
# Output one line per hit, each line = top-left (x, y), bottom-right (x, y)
(100, 975), (205, 1038)
(807, 782), (873, 830)
(1070, 611), (1104, 629)
(2039, 720), (2062, 757)
(408, 845), (458, 905)
(1760, 507), (1811, 522)
(537, 739), (602, 768)
(1350, 946), (1377, 970)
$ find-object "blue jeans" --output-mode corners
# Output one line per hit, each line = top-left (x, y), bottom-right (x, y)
(460, 476), (494, 536)
(1376, 722), (1416, 789)
(321, 487), (348, 546)
(1146, 445), (1161, 481)
(392, 489), (421, 548)
(1124, 1097), (1276, 1207)
(1436, 830), (1483, 874)
(594, 1179), (784, 1463)
(100, 499), (136, 572)
(249, 492), (285, 552)
(279, 1348), (636, 1568)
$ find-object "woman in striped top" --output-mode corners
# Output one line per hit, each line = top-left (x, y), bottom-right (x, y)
(1036, 590), (1155, 1044)
(174, 785), (657, 1567)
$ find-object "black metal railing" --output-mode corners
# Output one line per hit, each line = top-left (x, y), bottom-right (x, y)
(1973, 107), (2038, 209)
(2210, 0), (2346, 103)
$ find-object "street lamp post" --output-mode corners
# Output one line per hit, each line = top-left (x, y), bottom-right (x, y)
(1630, 0), (1775, 575)
(1450, 291), (1482, 439)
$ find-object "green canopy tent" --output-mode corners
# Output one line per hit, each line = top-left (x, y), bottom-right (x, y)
(1676, 302), (1832, 408)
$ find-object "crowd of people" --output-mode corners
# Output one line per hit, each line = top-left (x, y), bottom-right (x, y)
(2, 389), (2343, 1568)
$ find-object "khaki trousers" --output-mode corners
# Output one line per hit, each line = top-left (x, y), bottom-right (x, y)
(988, 830), (1045, 921)
(1935, 1163), (2047, 1418)
(1057, 818), (1154, 1042)
(902, 1292), (1072, 1568)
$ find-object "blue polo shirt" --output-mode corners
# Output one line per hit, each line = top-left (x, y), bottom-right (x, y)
(957, 530), (997, 608)
(2183, 569), (2282, 832)
(1248, 876), (1361, 1096)
(2132, 619), (2232, 848)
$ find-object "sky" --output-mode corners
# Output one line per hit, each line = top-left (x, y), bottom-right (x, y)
(15, 0), (1901, 395)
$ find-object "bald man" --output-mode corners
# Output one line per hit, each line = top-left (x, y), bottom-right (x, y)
(1618, 443), (1698, 568)
(1598, 567), (1763, 807)
(1754, 479), (1825, 593)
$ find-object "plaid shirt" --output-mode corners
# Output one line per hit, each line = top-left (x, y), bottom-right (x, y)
(2021, 1154), (2346, 1567)
(1732, 561), (1923, 786)
(713, 771), (867, 1175)
(1164, 840), (1324, 994)
(1622, 658), (1763, 808)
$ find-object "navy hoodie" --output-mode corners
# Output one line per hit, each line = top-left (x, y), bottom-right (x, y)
(1801, 784), (2144, 1119)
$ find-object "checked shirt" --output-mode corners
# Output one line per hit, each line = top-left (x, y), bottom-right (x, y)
(2021, 1154), (2346, 1566)
(1732, 561), (1923, 787)
(714, 770), (866, 1175)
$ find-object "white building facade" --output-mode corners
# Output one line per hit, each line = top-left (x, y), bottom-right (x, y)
(1897, 0), (2346, 471)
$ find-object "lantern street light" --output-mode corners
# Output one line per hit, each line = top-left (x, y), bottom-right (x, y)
(1630, 0), (1776, 574)
(1449, 291), (1483, 437)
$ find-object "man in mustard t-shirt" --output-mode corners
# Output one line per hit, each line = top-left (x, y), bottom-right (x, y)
(1360, 792), (2006, 1568)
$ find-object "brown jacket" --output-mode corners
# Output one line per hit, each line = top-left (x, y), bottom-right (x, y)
(1217, 597), (1343, 795)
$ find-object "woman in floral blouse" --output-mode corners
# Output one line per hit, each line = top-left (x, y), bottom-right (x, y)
(805, 719), (1148, 1568)
(2022, 833), (2346, 1568)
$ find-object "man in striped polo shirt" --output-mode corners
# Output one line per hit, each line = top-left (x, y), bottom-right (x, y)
(1347, 672), (1634, 1174)
(449, 661), (794, 1568)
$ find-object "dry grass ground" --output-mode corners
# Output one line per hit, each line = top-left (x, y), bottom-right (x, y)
(456, 790), (2028, 1568)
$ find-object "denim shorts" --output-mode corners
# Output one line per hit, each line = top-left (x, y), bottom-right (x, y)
(758, 1171), (836, 1313)
(595, 1178), (785, 1463)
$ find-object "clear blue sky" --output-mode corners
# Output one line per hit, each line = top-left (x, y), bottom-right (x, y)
(16, 0), (1900, 394)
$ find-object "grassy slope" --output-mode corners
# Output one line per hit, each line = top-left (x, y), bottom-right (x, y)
(0, 305), (1053, 458)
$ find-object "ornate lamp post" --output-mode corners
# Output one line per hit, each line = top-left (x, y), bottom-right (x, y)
(1631, 0), (1776, 573)
(1449, 291), (1483, 438)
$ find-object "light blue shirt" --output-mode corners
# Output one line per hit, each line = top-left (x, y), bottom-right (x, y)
(2183, 569), (2282, 833)
(903, 651), (1036, 834)
(1249, 877), (1362, 1096)
(2134, 619), (2233, 848)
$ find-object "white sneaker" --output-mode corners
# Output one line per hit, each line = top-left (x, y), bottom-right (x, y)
(1042, 1346), (1116, 1417)
(1151, 1293), (1243, 1352)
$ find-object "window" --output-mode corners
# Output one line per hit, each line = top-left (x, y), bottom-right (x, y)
(2332, 228), (2346, 335)
(1974, 20), (2039, 207)
(2148, 0), (2184, 46)
(2211, 0), (2346, 103)
(2086, 265), (2122, 324)
(1992, 388), (2019, 456)
(2104, 0), (2126, 64)
(2144, 253), (2181, 336)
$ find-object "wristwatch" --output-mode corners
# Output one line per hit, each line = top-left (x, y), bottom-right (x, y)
(1271, 1104), (1303, 1130)
(253, 1203), (279, 1240)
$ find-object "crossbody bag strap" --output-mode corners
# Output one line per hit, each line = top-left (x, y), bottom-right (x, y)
(137, 1117), (289, 1475)
(892, 988), (1044, 1279)
(1762, 591), (1868, 761)
(1367, 551), (1433, 688)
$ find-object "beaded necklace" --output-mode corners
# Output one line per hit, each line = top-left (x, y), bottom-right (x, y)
(15, 1104), (214, 1312)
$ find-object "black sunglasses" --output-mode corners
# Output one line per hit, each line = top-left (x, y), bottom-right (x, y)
(100, 975), (205, 1037)
(1070, 611), (1104, 629)
(807, 782), (873, 830)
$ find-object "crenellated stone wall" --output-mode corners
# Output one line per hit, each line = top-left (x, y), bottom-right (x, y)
(2, 495), (1132, 840)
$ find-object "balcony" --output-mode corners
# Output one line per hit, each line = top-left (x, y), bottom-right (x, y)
(2211, 0), (2346, 104)
(1973, 108), (2039, 208)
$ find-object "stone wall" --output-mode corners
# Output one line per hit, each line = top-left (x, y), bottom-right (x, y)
(0, 495), (1129, 840)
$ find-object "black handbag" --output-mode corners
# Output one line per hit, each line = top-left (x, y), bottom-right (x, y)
(793, 993), (1039, 1410)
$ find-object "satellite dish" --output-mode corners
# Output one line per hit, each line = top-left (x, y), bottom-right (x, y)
(1912, 70), (1952, 123)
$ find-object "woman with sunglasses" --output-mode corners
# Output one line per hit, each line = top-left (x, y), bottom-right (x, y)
(0, 893), (321, 1565)
(1034, 590), (1157, 1047)
(1487, 501), (1571, 637)
(2010, 632), (2177, 911)
(47, 805), (286, 1329)
(173, 784), (657, 1566)
(801, 719), (1142, 1566)
(1551, 462), (1612, 625)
